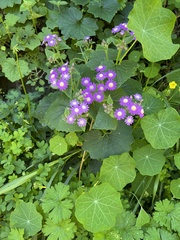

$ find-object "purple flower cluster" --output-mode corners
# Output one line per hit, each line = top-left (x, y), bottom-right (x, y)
(111, 23), (134, 37)
(49, 63), (71, 90)
(42, 34), (61, 47)
(114, 94), (144, 125)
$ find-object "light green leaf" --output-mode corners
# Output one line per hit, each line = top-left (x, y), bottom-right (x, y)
(50, 135), (68, 156)
(136, 208), (150, 227)
(93, 107), (117, 130)
(82, 121), (133, 160)
(42, 182), (73, 223)
(4, 13), (20, 26)
(58, 7), (98, 39)
(87, 0), (120, 23)
(0, 0), (21, 9)
(144, 63), (161, 78)
(133, 144), (165, 176)
(10, 202), (42, 237)
(166, 69), (180, 85)
(141, 108), (180, 149)
(43, 218), (77, 240)
(128, 0), (179, 62)
(65, 132), (79, 146)
(75, 183), (123, 233)
(100, 153), (136, 191)
(71, 0), (89, 6)
(144, 227), (179, 240)
(142, 92), (164, 115)
(8, 228), (24, 240)
(174, 152), (180, 169)
(1, 58), (30, 82)
(170, 178), (180, 199)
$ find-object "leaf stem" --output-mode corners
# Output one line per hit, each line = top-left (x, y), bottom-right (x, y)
(118, 39), (137, 65)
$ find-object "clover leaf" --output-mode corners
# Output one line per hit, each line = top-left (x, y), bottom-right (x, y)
(10, 202), (42, 237)
(128, 0), (179, 62)
(75, 183), (123, 233)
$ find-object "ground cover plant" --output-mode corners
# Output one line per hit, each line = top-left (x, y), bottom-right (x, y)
(0, 0), (180, 239)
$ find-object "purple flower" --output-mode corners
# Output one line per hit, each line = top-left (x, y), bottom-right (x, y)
(49, 72), (58, 82)
(80, 102), (89, 113)
(71, 106), (83, 116)
(77, 118), (87, 127)
(97, 83), (106, 92)
(119, 96), (132, 107)
(106, 70), (116, 79)
(114, 108), (126, 120)
(105, 79), (117, 91)
(127, 102), (140, 115)
(125, 116), (134, 125)
(81, 77), (91, 86)
(58, 65), (69, 74)
(86, 82), (96, 92)
(61, 72), (71, 81)
(96, 72), (107, 81)
(95, 65), (106, 72)
(43, 34), (61, 47)
(112, 25), (121, 34)
(57, 79), (68, 91)
(94, 92), (104, 102)
(50, 80), (57, 87)
(83, 92), (94, 104)
(137, 106), (144, 118)
(70, 99), (79, 107)
(66, 115), (76, 124)
(134, 93), (142, 101)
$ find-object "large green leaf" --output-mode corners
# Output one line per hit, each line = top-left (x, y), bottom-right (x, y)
(82, 121), (133, 160)
(10, 202), (42, 237)
(133, 144), (165, 176)
(87, 0), (120, 23)
(0, 0), (21, 8)
(100, 153), (136, 191)
(142, 92), (164, 115)
(75, 183), (123, 233)
(141, 108), (180, 149)
(128, 0), (179, 62)
(58, 7), (98, 39)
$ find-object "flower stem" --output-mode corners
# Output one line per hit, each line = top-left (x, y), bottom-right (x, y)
(118, 39), (137, 65)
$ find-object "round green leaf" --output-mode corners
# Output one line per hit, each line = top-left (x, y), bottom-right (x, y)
(141, 108), (180, 149)
(100, 153), (136, 191)
(142, 92), (164, 115)
(174, 152), (180, 170)
(10, 202), (42, 237)
(50, 135), (68, 156)
(133, 144), (165, 176)
(170, 178), (180, 199)
(75, 183), (123, 233)
(128, 0), (179, 62)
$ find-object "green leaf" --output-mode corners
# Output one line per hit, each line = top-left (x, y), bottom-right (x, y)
(8, 228), (24, 240)
(75, 183), (123, 233)
(100, 153), (136, 191)
(0, 0), (21, 9)
(93, 107), (117, 130)
(144, 227), (179, 240)
(50, 135), (68, 156)
(58, 7), (98, 39)
(174, 152), (180, 169)
(142, 92), (164, 115)
(43, 218), (77, 240)
(136, 207), (150, 227)
(4, 13), (20, 26)
(10, 202), (42, 237)
(141, 108), (180, 149)
(87, 0), (120, 23)
(166, 69), (180, 85)
(170, 178), (180, 199)
(128, 0), (179, 62)
(42, 182), (73, 223)
(144, 63), (161, 78)
(82, 121), (133, 160)
(133, 144), (165, 176)
(65, 132), (79, 146)
(71, 0), (89, 6)
(1, 58), (30, 82)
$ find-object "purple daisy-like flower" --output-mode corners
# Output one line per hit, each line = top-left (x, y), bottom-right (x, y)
(114, 108), (126, 120)
(87, 82), (96, 92)
(66, 114), (76, 124)
(48, 39), (57, 47)
(112, 25), (121, 34)
(57, 79), (68, 91)
(105, 79), (117, 91)
(94, 92), (104, 102)
(83, 92), (94, 104)
(43, 34), (61, 47)
(95, 65), (106, 72)
(77, 118), (87, 127)
(125, 116), (134, 125)
(97, 83), (106, 92)
(70, 99), (79, 107)
(127, 102), (140, 115)
(136, 106), (144, 118)
(96, 72), (107, 81)
(134, 93), (142, 101)
(50, 80), (57, 87)
(119, 96), (132, 107)
(61, 72), (71, 81)
(49, 72), (58, 82)
(58, 65), (69, 74)
(71, 106), (83, 116)
(106, 70), (116, 79)
(80, 102), (89, 113)
(81, 77), (91, 86)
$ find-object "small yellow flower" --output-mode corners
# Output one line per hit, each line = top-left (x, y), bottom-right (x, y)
(169, 81), (177, 89)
